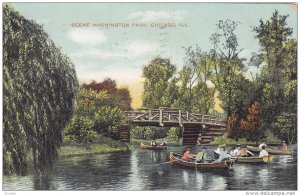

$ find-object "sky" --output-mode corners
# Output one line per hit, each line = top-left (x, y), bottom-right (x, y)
(10, 2), (297, 109)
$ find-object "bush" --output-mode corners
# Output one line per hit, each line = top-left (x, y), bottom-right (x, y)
(167, 127), (181, 142)
(130, 126), (155, 140)
(64, 115), (97, 144)
(273, 112), (297, 144)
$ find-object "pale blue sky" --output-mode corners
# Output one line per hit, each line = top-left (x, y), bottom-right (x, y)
(10, 3), (297, 107)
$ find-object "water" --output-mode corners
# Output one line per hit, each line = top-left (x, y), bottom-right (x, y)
(3, 145), (297, 190)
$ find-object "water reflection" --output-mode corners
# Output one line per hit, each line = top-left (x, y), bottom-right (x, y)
(2, 145), (298, 191)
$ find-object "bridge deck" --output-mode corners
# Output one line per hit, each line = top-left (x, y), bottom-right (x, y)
(124, 108), (226, 127)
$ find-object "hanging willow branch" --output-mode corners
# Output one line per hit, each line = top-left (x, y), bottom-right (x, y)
(3, 5), (78, 175)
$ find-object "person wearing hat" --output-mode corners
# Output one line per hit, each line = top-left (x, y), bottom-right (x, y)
(259, 143), (267, 149)
(281, 141), (288, 151)
(215, 144), (226, 155)
(259, 145), (269, 157)
(214, 145), (229, 163)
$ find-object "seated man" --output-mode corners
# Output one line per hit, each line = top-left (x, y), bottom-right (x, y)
(195, 147), (208, 163)
(259, 145), (269, 157)
(182, 148), (195, 161)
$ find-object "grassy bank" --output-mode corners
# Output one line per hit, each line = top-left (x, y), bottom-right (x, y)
(59, 136), (133, 158)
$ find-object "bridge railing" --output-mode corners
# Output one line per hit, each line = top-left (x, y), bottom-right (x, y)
(124, 108), (226, 126)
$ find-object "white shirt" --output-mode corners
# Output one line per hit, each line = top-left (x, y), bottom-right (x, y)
(233, 148), (240, 156)
(229, 150), (235, 157)
(259, 149), (269, 157)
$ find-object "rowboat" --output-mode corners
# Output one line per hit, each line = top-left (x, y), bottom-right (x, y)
(230, 155), (275, 164)
(169, 152), (234, 170)
(140, 142), (167, 150)
(246, 145), (293, 155)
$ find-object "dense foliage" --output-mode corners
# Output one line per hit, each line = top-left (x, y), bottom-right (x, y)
(227, 102), (264, 142)
(252, 10), (297, 143)
(82, 79), (132, 111)
(141, 11), (297, 144)
(64, 83), (130, 143)
(3, 5), (78, 175)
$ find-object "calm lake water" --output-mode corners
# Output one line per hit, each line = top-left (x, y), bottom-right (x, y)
(3, 145), (297, 191)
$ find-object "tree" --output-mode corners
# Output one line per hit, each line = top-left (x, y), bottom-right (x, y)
(253, 10), (297, 138)
(239, 102), (264, 142)
(173, 46), (215, 114)
(82, 79), (132, 111)
(142, 57), (177, 108)
(3, 5), (78, 175)
(210, 19), (250, 119)
(227, 102), (264, 142)
(273, 113), (297, 144)
(64, 87), (130, 143)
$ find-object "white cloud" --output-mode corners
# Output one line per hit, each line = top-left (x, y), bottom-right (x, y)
(70, 41), (160, 60)
(128, 10), (186, 22)
(67, 29), (107, 45)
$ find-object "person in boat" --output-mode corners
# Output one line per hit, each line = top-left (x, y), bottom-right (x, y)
(229, 147), (236, 157)
(259, 143), (267, 149)
(150, 139), (157, 146)
(160, 139), (167, 146)
(182, 148), (196, 162)
(232, 144), (241, 157)
(238, 145), (255, 157)
(281, 141), (288, 150)
(215, 144), (226, 154)
(214, 145), (230, 163)
(195, 147), (208, 163)
(259, 145), (269, 157)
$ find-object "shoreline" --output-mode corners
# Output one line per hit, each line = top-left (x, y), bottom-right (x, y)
(58, 143), (133, 159)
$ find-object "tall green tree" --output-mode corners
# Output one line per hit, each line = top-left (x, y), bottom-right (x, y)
(142, 57), (177, 108)
(253, 10), (297, 140)
(173, 46), (215, 114)
(210, 19), (252, 118)
(3, 5), (78, 175)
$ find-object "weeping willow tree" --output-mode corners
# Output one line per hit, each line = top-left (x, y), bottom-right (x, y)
(3, 5), (78, 175)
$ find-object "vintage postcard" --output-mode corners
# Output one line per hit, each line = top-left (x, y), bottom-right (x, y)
(2, 1), (298, 194)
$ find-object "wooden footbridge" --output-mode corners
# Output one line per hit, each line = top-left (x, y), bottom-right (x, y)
(120, 107), (227, 145)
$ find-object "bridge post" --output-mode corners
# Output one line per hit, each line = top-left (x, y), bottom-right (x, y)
(159, 108), (164, 126)
(179, 110), (182, 126)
